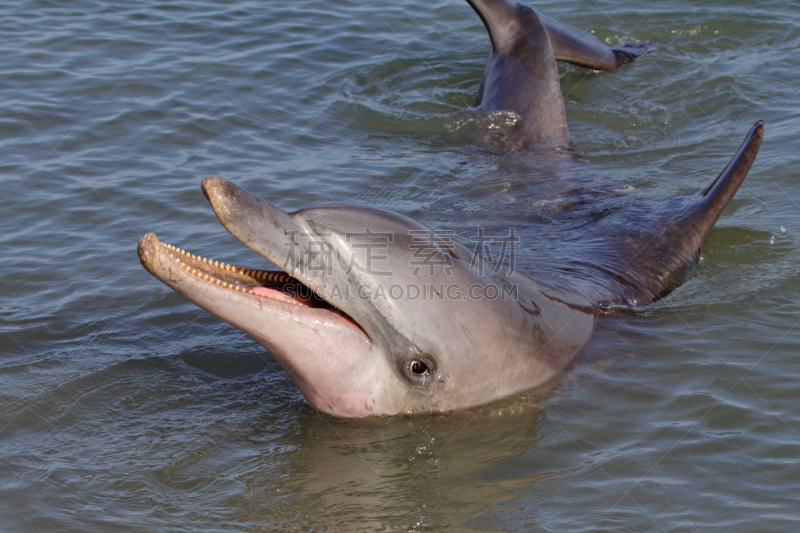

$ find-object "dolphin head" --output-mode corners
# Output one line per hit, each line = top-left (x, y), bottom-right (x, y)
(138, 178), (595, 417)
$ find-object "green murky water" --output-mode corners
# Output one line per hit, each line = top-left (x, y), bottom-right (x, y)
(1, 0), (799, 530)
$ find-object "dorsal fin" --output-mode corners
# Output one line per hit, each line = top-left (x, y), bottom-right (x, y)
(688, 120), (764, 245)
(585, 121), (764, 306)
(647, 121), (764, 301)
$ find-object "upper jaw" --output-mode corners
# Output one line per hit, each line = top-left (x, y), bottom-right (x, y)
(140, 176), (377, 339)
(200, 176), (296, 278)
(199, 176), (388, 338)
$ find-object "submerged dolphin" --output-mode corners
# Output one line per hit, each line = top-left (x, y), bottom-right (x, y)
(138, 0), (763, 417)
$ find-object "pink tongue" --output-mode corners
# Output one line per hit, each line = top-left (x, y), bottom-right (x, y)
(249, 286), (319, 307)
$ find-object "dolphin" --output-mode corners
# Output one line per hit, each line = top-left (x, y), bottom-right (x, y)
(468, 0), (656, 145)
(138, 0), (763, 417)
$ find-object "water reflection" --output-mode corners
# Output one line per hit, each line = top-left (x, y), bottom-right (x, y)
(222, 390), (562, 531)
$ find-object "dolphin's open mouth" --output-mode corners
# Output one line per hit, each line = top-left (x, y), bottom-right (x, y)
(137, 177), (601, 417)
(137, 232), (368, 339)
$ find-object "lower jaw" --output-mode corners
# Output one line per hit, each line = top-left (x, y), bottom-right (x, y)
(143, 233), (329, 310)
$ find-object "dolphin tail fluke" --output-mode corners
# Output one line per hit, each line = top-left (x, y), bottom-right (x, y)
(689, 120), (764, 244)
(538, 11), (658, 70)
(467, 0), (570, 143)
(465, 0), (520, 52)
(467, 1), (657, 70)
(609, 42), (660, 68)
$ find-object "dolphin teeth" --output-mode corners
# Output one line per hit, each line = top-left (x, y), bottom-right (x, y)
(159, 240), (303, 298)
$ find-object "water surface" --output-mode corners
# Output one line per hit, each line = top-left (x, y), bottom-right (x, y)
(1, 0), (799, 531)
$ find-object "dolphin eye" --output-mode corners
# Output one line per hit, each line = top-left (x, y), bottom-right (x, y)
(409, 360), (429, 376)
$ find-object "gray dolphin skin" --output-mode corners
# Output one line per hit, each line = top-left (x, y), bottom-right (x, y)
(138, 0), (763, 417)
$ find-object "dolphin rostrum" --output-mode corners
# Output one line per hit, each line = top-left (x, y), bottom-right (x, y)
(139, 0), (762, 417)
